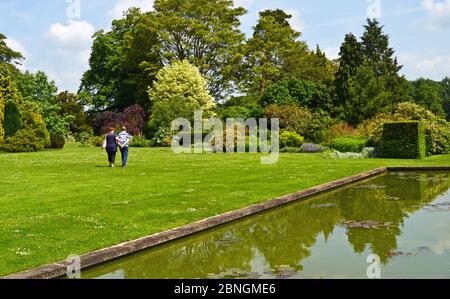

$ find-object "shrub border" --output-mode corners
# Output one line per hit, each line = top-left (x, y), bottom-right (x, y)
(4, 166), (450, 279)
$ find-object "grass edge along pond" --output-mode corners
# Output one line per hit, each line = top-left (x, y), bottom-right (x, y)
(1, 143), (450, 276)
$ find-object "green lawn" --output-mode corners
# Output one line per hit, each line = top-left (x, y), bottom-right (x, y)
(1, 143), (450, 276)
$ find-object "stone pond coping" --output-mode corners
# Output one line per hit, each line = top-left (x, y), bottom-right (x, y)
(3, 166), (450, 279)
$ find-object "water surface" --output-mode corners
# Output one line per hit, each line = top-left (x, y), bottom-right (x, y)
(83, 172), (450, 279)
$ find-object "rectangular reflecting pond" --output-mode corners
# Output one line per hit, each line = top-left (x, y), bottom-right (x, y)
(82, 172), (450, 279)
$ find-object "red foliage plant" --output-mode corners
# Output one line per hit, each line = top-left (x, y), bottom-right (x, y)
(93, 105), (148, 136)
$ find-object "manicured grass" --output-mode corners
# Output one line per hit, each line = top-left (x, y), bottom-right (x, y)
(1, 143), (450, 276)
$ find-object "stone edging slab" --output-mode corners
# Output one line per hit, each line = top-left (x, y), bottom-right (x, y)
(4, 166), (449, 279)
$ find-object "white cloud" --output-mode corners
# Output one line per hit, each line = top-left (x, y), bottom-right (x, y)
(286, 9), (305, 32)
(110, 0), (155, 19)
(45, 20), (96, 92)
(48, 20), (95, 49)
(421, 0), (450, 28)
(5, 38), (28, 59)
(399, 52), (450, 80)
(323, 47), (340, 60)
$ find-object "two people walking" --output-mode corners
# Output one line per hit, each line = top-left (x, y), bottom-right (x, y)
(102, 127), (133, 168)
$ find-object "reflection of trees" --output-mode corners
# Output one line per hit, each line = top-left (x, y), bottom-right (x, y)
(339, 172), (450, 263)
(91, 228), (256, 278)
(248, 201), (341, 270)
(84, 172), (450, 278)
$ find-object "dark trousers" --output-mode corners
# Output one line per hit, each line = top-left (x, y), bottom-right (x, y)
(120, 147), (129, 167)
(107, 151), (117, 164)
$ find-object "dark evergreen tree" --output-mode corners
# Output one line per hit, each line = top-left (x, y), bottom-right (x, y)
(336, 19), (410, 125)
(335, 33), (363, 107)
(3, 100), (22, 136)
(361, 19), (401, 75)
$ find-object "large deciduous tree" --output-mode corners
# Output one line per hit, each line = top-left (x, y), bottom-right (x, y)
(283, 45), (337, 89)
(153, 0), (246, 99)
(16, 71), (71, 135)
(80, 8), (160, 111)
(409, 78), (445, 117)
(55, 92), (91, 135)
(260, 77), (333, 112)
(441, 77), (450, 120)
(240, 9), (307, 95)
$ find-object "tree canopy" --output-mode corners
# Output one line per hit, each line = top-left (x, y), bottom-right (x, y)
(0, 33), (24, 66)
(148, 60), (215, 134)
(336, 19), (409, 125)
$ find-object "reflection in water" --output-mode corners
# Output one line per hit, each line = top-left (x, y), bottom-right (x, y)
(83, 172), (450, 279)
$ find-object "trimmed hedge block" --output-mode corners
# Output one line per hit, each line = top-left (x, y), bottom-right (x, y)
(380, 121), (426, 159)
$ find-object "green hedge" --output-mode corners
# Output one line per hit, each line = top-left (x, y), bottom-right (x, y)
(330, 137), (366, 153)
(130, 136), (150, 147)
(380, 121), (426, 159)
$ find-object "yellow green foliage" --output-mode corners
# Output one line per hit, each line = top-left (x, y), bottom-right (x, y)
(148, 60), (216, 132)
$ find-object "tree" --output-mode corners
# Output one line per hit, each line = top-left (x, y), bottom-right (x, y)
(283, 45), (337, 89)
(153, 0), (246, 99)
(0, 65), (22, 141)
(409, 78), (445, 116)
(121, 104), (148, 136)
(80, 8), (160, 111)
(264, 104), (331, 142)
(92, 104), (147, 135)
(16, 71), (71, 135)
(217, 95), (263, 120)
(0, 92), (4, 141)
(335, 33), (363, 107)
(0, 64), (21, 103)
(55, 92), (90, 134)
(344, 62), (391, 124)
(260, 77), (333, 112)
(441, 77), (450, 120)
(0, 33), (24, 66)
(361, 19), (401, 75)
(120, 13), (161, 110)
(336, 19), (410, 125)
(92, 111), (121, 135)
(240, 9), (307, 95)
(148, 60), (215, 133)
(3, 100), (22, 136)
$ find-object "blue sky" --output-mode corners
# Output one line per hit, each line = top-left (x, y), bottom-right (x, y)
(1, 0), (450, 92)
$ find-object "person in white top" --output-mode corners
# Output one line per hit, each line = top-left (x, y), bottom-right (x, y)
(118, 127), (133, 167)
